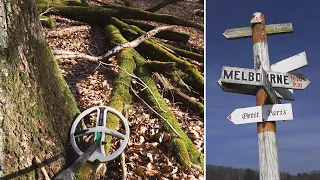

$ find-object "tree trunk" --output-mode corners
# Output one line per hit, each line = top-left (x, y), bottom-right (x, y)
(0, 0), (80, 179)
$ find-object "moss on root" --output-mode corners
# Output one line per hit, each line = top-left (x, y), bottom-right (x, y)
(39, 15), (56, 29)
(158, 42), (204, 63)
(104, 24), (203, 169)
(103, 25), (136, 153)
(133, 53), (204, 169)
(110, 18), (204, 94)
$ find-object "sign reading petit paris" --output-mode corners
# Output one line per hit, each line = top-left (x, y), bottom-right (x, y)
(227, 104), (293, 125)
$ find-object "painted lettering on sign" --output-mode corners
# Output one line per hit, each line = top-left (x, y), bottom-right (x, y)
(266, 73), (289, 85)
(221, 66), (310, 90)
(223, 69), (261, 82)
(228, 103), (293, 125)
(242, 112), (259, 119)
(266, 109), (286, 116)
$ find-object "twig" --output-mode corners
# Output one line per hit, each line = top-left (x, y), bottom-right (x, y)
(129, 85), (181, 137)
(120, 110), (129, 180)
(98, 61), (168, 113)
(39, 7), (57, 16)
(53, 50), (99, 62)
(99, 25), (176, 60)
(174, 71), (191, 92)
(34, 157), (51, 180)
(54, 25), (175, 61)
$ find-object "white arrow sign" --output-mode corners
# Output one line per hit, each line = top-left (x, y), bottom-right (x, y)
(227, 103), (293, 125)
(221, 66), (311, 90)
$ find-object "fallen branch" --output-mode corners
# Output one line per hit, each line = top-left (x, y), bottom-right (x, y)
(53, 50), (99, 62)
(100, 25), (176, 60)
(129, 85), (181, 137)
(39, 7), (57, 16)
(121, 19), (190, 42)
(120, 110), (129, 180)
(154, 72), (204, 118)
(53, 25), (175, 62)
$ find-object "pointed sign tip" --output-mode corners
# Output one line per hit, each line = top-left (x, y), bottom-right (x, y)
(223, 32), (228, 39)
(227, 114), (231, 120)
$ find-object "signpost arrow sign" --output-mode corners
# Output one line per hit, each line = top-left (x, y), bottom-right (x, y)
(217, 52), (308, 100)
(227, 103), (293, 125)
(223, 23), (293, 39)
(271, 51), (308, 101)
(221, 66), (311, 90)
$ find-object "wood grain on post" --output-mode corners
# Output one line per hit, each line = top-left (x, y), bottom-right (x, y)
(251, 12), (280, 180)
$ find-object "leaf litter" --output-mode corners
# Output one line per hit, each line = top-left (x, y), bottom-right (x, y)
(43, 0), (203, 179)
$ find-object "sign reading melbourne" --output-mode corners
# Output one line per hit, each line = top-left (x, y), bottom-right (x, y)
(221, 66), (310, 90)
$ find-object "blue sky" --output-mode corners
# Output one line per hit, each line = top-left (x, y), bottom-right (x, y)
(206, 0), (320, 174)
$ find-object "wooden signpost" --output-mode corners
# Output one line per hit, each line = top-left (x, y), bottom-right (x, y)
(219, 12), (311, 180)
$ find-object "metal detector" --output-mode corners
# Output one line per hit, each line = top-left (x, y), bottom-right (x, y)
(54, 106), (130, 180)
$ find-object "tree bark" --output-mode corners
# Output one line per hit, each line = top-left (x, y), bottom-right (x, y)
(0, 0), (80, 179)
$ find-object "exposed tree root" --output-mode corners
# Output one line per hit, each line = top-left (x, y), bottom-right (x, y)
(39, 15), (56, 28)
(36, 1), (204, 31)
(110, 18), (204, 94)
(153, 72), (204, 118)
(105, 24), (203, 169)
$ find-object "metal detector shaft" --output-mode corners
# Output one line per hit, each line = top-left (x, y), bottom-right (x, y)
(54, 141), (100, 180)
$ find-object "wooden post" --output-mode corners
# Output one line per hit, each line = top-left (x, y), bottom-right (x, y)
(251, 12), (281, 180)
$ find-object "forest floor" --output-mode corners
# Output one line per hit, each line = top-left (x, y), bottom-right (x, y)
(42, 0), (204, 179)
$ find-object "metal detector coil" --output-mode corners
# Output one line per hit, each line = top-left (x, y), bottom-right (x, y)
(70, 106), (130, 162)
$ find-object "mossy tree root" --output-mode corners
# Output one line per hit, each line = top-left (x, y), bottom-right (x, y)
(36, 1), (204, 31)
(114, 18), (203, 63)
(39, 15), (56, 29)
(76, 24), (137, 180)
(105, 24), (203, 170)
(110, 18), (204, 94)
(158, 42), (204, 63)
(133, 53), (204, 169)
(103, 26), (137, 153)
